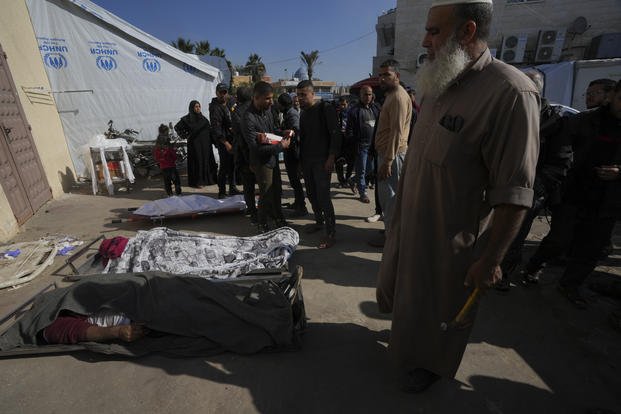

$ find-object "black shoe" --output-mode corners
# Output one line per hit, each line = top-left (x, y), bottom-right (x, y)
(520, 268), (541, 285)
(275, 219), (289, 228)
(249, 213), (258, 225)
(229, 186), (242, 196)
(218, 192), (226, 200)
(402, 368), (441, 393)
(290, 208), (309, 218)
(558, 284), (587, 309)
(257, 223), (270, 234)
(494, 278), (511, 292)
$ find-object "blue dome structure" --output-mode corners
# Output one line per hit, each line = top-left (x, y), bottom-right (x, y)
(293, 67), (308, 80)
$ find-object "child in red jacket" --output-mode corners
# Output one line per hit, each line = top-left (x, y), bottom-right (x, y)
(153, 124), (182, 196)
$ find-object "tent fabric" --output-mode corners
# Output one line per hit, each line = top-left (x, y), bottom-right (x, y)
(26, 0), (223, 175)
(0, 272), (295, 357)
(106, 227), (300, 279)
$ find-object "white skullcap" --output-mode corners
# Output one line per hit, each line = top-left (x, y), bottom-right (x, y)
(431, 0), (493, 7)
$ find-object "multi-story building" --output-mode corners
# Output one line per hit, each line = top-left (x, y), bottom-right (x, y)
(374, 0), (621, 87)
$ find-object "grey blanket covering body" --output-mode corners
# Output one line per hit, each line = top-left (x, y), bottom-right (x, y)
(0, 272), (294, 356)
(107, 227), (299, 279)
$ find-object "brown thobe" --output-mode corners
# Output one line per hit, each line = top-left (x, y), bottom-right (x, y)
(376, 49), (540, 378)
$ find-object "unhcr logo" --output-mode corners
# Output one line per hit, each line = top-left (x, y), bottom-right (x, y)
(44, 53), (68, 69)
(96, 56), (117, 71)
(183, 63), (197, 74)
(142, 58), (161, 73)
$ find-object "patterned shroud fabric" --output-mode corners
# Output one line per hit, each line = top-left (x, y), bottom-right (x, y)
(107, 227), (299, 279)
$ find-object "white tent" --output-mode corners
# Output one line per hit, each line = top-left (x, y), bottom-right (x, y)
(26, 0), (224, 175)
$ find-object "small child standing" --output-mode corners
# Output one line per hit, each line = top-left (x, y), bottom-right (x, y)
(153, 124), (182, 196)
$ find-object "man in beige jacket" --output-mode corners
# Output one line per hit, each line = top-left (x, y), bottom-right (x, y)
(374, 60), (412, 235)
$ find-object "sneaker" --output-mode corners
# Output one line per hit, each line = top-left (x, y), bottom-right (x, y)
(402, 368), (441, 394)
(366, 214), (382, 223)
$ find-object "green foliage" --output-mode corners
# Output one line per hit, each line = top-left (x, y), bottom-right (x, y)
(170, 37), (195, 53)
(300, 50), (320, 81)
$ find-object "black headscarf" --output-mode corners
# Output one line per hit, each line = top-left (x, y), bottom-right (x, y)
(183, 100), (209, 132)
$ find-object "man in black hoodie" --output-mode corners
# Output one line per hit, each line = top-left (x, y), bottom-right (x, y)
(210, 83), (241, 199)
(242, 82), (292, 232)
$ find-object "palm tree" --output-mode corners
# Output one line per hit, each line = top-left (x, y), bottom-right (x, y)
(245, 53), (266, 83)
(209, 47), (226, 57)
(194, 40), (210, 55)
(300, 50), (320, 80)
(170, 37), (195, 53)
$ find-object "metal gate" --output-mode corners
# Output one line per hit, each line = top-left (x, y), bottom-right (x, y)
(0, 44), (51, 224)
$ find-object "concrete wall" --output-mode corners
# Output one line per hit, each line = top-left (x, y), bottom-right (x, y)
(0, 0), (74, 241)
(388, 0), (621, 87)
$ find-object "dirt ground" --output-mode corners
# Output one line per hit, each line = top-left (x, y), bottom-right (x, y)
(0, 172), (619, 414)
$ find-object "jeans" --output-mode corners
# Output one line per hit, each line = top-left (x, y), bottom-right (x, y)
(377, 152), (404, 233)
(355, 144), (372, 195)
(251, 163), (284, 227)
(161, 167), (181, 196)
(302, 159), (336, 236)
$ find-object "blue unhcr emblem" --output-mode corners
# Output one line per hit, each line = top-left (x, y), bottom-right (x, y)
(44, 53), (68, 69)
(183, 63), (197, 74)
(142, 58), (161, 73)
(96, 56), (117, 71)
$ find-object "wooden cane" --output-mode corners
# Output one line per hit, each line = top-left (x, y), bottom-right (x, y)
(441, 287), (482, 331)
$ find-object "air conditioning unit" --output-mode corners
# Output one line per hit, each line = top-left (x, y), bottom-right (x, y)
(416, 53), (427, 68)
(535, 29), (566, 63)
(500, 33), (527, 63)
(587, 33), (621, 59)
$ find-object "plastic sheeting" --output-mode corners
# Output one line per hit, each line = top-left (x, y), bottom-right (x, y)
(132, 194), (246, 217)
(537, 61), (575, 107)
(26, 0), (223, 175)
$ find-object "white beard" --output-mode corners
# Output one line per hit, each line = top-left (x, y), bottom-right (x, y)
(415, 39), (471, 100)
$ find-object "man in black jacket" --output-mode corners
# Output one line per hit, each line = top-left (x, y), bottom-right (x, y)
(231, 86), (257, 224)
(242, 82), (292, 232)
(210, 83), (241, 199)
(552, 81), (621, 307)
(296, 80), (342, 249)
(346, 85), (381, 204)
(496, 68), (573, 290)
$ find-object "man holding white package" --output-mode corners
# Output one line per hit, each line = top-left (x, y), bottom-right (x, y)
(242, 81), (293, 233)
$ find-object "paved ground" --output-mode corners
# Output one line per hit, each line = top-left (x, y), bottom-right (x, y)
(0, 173), (619, 414)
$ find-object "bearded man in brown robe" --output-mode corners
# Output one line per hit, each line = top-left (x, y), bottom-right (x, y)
(376, 0), (540, 393)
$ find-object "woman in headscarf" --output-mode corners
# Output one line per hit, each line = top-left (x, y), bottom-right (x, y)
(174, 100), (217, 187)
